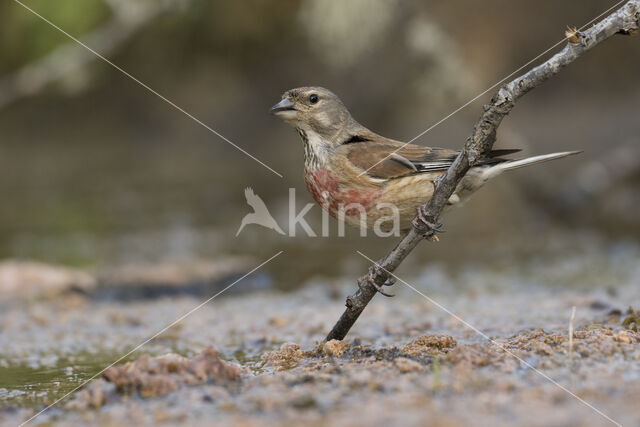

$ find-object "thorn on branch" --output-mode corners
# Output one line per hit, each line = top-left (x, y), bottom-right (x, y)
(345, 296), (354, 308)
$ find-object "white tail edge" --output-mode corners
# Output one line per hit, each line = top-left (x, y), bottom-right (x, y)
(498, 151), (582, 171)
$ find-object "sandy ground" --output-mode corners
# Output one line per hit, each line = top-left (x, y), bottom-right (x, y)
(1, 251), (639, 427)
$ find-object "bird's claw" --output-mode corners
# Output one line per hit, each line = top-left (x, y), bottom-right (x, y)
(358, 265), (394, 297)
(413, 206), (445, 240)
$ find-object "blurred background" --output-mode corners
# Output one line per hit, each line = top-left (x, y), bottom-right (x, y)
(1, 0), (639, 290)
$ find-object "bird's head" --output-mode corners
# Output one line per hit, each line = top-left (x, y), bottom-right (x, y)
(270, 87), (362, 143)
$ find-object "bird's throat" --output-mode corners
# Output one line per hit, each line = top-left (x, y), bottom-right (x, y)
(299, 128), (332, 170)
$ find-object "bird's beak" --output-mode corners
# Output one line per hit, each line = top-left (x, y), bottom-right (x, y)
(270, 98), (296, 118)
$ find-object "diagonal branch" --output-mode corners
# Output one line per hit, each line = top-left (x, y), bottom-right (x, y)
(326, 0), (640, 341)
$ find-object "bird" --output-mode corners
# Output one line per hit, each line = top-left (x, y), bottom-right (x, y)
(236, 187), (285, 236)
(271, 87), (579, 234)
(271, 86), (580, 296)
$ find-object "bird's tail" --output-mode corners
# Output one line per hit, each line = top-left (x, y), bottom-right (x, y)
(496, 151), (581, 172)
(449, 151), (581, 208)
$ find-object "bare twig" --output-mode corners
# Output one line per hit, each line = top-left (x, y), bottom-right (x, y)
(326, 0), (640, 341)
(569, 306), (577, 361)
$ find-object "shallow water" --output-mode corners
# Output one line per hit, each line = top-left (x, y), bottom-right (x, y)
(0, 354), (123, 409)
(0, 338), (281, 409)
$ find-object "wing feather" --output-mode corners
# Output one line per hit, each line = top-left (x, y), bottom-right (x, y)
(341, 132), (517, 180)
(342, 134), (458, 179)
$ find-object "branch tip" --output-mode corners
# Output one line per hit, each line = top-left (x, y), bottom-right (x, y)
(565, 26), (580, 44)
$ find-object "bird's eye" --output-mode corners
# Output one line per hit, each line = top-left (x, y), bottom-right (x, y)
(309, 94), (319, 104)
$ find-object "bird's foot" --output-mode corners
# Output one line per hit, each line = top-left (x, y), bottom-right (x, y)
(413, 206), (445, 241)
(358, 264), (395, 297)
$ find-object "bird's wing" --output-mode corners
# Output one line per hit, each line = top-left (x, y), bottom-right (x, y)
(341, 133), (521, 180)
(340, 134), (458, 179)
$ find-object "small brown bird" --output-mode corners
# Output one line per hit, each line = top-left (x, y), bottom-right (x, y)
(271, 86), (578, 234)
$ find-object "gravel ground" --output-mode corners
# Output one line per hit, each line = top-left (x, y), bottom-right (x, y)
(1, 250), (639, 427)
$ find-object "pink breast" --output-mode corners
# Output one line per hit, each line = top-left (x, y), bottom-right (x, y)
(304, 168), (381, 217)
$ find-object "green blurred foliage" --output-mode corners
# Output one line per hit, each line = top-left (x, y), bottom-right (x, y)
(0, 0), (110, 74)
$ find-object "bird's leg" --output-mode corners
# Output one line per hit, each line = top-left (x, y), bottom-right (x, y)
(383, 276), (396, 287)
(357, 264), (394, 297)
(413, 205), (445, 241)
